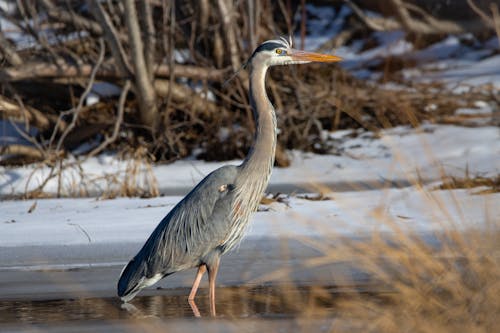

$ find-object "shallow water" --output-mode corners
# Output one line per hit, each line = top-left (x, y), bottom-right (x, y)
(0, 285), (333, 323)
(0, 285), (383, 332)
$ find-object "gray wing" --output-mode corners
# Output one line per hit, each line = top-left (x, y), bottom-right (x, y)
(118, 165), (238, 296)
(147, 165), (239, 272)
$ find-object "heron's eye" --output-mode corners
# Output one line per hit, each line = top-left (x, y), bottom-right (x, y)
(275, 49), (283, 55)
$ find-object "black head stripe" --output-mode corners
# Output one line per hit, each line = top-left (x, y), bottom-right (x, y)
(251, 42), (286, 59)
(254, 42), (284, 53)
(250, 37), (292, 60)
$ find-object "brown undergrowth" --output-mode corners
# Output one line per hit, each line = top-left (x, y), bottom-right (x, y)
(436, 174), (500, 194)
(328, 227), (500, 332)
(254, 189), (500, 332)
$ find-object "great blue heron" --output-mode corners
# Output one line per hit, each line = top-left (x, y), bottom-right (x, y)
(117, 37), (341, 315)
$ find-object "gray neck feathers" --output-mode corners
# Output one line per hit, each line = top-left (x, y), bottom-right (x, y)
(241, 62), (277, 178)
(223, 62), (277, 251)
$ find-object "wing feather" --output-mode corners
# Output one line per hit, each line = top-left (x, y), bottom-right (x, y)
(131, 165), (238, 278)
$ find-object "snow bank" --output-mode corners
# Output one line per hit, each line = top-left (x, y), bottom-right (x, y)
(1, 125), (498, 197)
(1, 188), (498, 248)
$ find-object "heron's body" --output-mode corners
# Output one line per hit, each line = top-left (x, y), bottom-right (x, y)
(118, 165), (238, 300)
(117, 37), (341, 314)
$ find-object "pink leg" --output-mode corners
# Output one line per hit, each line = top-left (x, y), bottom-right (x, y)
(188, 264), (206, 318)
(207, 258), (220, 317)
(188, 298), (201, 318)
(188, 264), (207, 300)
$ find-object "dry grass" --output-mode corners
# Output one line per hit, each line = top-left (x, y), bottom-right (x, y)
(255, 189), (500, 332)
(17, 146), (159, 199)
(436, 174), (500, 194)
(116, 147), (159, 199)
(328, 228), (500, 332)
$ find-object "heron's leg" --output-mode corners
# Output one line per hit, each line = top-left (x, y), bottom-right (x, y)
(207, 257), (220, 317)
(188, 264), (207, 300)
(188, 298), (201, 318)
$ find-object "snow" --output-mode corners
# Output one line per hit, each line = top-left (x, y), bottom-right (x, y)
(173, 49), (191, 64)
(294, 4), (351, 50)
(1, 122), (498, 255)
(293, 4), (500, 89)
(0, 188), (498, 248)
(455, 101), (494, 116)
(426, 54), (500, 91)
(338, 30), (413, 79)
(1, 124), (498, 197)
(85, 82), (122, 106)
(1, 3), (499, 266)
(398, 34), (500, 90)
(411, 35), (469, 62)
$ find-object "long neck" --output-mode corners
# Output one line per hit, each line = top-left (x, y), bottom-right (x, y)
(239, 62), (277, 175)
(223, 62), (277, 252)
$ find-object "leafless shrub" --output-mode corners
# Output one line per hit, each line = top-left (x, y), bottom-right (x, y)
(1, 0), (498, 198)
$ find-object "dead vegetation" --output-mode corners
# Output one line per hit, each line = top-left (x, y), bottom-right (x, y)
(436, 174), (500, 194)
(0, 0), (499, 198)
(254, 188), (500, 332)
(330, 230), (500, 332)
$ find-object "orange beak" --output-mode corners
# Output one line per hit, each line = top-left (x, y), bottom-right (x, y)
(288, 49), (342, 63)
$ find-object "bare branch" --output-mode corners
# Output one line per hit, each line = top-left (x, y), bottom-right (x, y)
(124, 0), (158, 130)
(154, 79), (217, 114)
(40, 0), (104, 36)
(0, 30), (23, 66)
(347, 0), (491, 35)
(468, 0), (500, 40)
(86, 80), (131, 158)
(54, 38), (106, 151)
(7, 116), (46, 152)
(345, 0), (400, 31)
(155, 64), (226, 81)
(0, 95), (54, 130)
(467, 0), (495, 27)
(0, 144), (44, 160)
(493, 3), (500, 44)
(163, 1), (176, 110)
(139, 0), (156, 81)
(392, 0), (463, 34)
(217, 0), (240, 71)
(0, 62), (226, 82)
(16, 0), (62, 62)
(247, 0), (256, 49)
(88, 0), (132, 77)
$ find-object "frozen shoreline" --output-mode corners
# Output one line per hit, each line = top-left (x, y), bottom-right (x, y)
(1, 185), (498, 300)
(2, 124), (499, 198)
(1, 122), (498, 300)
(1, 149), (497, 305)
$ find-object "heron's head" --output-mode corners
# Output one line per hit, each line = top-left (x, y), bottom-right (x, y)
(249, 37), (342, 68)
